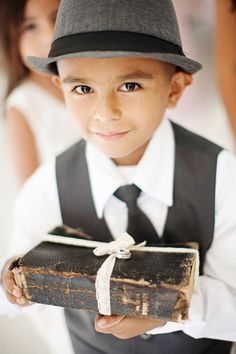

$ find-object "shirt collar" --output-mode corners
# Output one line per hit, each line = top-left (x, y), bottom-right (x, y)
(86, 117), (175, 218)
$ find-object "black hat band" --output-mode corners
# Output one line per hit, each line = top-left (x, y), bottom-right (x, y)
(49, 31), (185, 58)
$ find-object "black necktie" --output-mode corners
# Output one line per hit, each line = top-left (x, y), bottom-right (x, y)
(114, 184), (159, 244)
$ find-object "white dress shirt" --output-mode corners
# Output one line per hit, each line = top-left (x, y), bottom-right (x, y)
(1, 118), (236, 341)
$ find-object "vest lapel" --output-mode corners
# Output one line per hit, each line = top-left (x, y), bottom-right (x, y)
(163, 123), (222, 273)
(56, 140), (113, 242)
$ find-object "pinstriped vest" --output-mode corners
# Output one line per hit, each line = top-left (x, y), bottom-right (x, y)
(56, 123), (232, 354)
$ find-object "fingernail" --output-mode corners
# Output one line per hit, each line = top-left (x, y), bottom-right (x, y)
(98, 318), (107, 327)
(13, 288), (21, 297)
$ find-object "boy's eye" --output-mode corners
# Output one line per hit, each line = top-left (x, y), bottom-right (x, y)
(73, 85), (94, 94)
(120, 83), (140, 92)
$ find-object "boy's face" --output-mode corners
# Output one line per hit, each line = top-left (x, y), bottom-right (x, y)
(56, 57), (191, 165)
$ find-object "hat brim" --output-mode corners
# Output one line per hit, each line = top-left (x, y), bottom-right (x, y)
(27, 51), (202, 76)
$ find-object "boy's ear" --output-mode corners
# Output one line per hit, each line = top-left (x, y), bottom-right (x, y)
(51, 75), (62, 89)
(167, 72), (192, 109)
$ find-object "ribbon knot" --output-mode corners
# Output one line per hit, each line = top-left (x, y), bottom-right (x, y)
(93, 233), (146, 315)
(93, 232), (135, 257)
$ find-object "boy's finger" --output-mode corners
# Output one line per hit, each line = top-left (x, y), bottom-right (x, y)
(11, 287), (22, 297)
(2, 270), (22, 297)
(4, 278), (22, 298)
(16, 295), (32, 306)
(96, 314), (126, 328)
(6, 292), (32, 307)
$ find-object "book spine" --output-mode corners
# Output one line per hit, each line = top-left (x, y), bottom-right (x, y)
(13, 267), (188, 321)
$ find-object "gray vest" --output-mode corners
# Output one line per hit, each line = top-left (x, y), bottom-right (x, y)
(56, 123), (232, 354)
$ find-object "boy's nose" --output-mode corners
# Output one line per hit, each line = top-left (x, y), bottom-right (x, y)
(93, 94), (121, 122)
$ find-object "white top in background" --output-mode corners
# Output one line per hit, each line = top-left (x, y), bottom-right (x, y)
(6, 79), (80, 163)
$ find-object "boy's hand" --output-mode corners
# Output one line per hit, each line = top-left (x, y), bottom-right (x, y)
(1, 258), (32, 306)
(95, 313), (166, 339)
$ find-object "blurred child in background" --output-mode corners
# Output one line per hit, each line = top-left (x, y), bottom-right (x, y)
(215, 0), (236, 145)
(172, 0), (236, 154)
(0, 0), (79, 187)
(0, 1), (77, 353)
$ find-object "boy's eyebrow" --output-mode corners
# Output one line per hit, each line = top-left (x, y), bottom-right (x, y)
(62, 71), (154, 84)
(118, 71), (154, 80)
(62, 76), (87, 84)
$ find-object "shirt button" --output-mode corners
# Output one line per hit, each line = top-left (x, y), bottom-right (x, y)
(140, 333), (153, 341)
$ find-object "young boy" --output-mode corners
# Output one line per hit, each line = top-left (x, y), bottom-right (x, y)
(1, 1), (236, 353)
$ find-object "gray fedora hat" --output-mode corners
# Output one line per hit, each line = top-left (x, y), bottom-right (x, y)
(27, 0), (202, 75)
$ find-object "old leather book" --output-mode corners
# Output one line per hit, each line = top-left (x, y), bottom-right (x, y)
(10, 226), (199, 322)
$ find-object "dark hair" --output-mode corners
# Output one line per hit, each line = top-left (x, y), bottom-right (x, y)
(0, 0), (29, 98)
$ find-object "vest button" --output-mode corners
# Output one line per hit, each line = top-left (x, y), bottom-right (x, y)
(140, 333), (152, 341)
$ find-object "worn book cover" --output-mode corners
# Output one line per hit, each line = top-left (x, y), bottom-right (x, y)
(10, 226), (199, 322)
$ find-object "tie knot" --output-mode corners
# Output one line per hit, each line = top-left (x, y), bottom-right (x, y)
(114, 184), (141, 210)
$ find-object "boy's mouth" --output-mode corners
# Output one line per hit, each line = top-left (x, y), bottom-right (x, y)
(93, 130), (129, 141)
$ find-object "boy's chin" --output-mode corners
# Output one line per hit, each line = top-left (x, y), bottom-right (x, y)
(89, 139), (147, 165)
(102, 149), (143, 166)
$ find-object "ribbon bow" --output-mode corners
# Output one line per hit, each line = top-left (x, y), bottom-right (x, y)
(93, 233), (146, 315)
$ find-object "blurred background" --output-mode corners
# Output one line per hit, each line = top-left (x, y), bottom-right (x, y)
(0, 0), (235, 353)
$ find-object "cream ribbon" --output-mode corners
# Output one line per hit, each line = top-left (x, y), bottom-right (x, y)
(93, 233), (146, 315)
